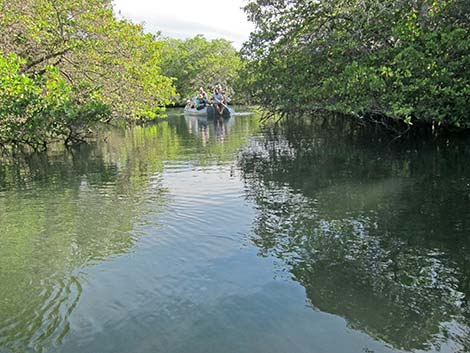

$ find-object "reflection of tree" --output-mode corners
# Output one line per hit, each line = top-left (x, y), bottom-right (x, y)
(178, 114), (261, 165)
(239, 118), (470, 352)
(0, 114), (262, 353)
(0, 143), (168, 352)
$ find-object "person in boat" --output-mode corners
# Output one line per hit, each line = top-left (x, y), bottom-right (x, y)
(195, 87), (209, 110)
(196, 94), (208, 110)
(211, 85), (226, 114)
(199, 87), (208, 99)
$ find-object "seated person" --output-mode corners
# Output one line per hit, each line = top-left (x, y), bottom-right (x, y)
(211, 86), (226, 113)
(196, 94), (208, 110)
(199, 87), (208, 99)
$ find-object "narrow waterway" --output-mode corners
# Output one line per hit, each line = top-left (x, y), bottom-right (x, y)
(0, 110), (469, 353)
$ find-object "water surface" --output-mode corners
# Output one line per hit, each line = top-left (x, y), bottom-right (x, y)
(0, 111), (469, 353)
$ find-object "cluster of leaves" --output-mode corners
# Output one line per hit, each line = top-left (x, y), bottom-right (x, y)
(0, 0), (176, 149)
(159, 35), (242, 103)
(241, 0), (469, 128)
(0, 53), (109, 150)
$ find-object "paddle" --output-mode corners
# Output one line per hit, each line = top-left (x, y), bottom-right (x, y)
(213, 96), (230, 112)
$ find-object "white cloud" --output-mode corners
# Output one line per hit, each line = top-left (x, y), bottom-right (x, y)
(112, 0), (254, 48)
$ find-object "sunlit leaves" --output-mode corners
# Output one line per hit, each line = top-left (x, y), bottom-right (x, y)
(0, 0), (179, 148)
(159, 35), (242, 103)
(241, 0), (470, 127)
(0, 53), (111, 149)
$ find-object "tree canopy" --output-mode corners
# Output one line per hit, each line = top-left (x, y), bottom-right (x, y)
(159, 35), (242, 103)
(0, 0), (245, 149)
(241, 0), (469, 128)
(0, 0), (176, 149)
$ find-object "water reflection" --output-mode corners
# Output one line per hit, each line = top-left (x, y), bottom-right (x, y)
(239, 116), (470, 352)
(0, 144), (168, 352)
(0, 114), (260, 353)
(3, 112), (469, 353)
(184, 115), (233, 146)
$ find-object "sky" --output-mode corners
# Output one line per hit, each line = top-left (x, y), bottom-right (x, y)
(112, 0), (255, 49)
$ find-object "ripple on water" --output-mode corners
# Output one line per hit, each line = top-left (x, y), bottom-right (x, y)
(133, 166), (252, 261)
(0, 274), (82, 353)
(2, 113), (470, 353)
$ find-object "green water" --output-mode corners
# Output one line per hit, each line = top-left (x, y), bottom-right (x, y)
(0, 111), (469, 353)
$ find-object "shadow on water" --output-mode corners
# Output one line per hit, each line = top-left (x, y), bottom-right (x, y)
(238, 114), (470, 352)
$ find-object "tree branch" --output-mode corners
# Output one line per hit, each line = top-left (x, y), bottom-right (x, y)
(20, 47), (72, 73)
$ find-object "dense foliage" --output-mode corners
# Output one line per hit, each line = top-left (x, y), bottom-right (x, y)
(241, 0), (469, 128)
(0, 53), (109, 149)
(159, 35), (242, 103)
(0, 0), (245, 149)
(0, 0), (175, 149)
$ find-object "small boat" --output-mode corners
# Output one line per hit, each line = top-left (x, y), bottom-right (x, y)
(184, 104), (234, 118)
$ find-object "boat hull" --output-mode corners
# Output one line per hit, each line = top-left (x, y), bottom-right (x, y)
(184, 105), (234, 118)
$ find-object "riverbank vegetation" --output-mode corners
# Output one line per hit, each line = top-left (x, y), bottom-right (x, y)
(240, 0), (469, 130)
(160, 35), (242, 104)
(0, 0), (176, 149)
(1, 0), (469, 150)
(0, 0), (240, 150)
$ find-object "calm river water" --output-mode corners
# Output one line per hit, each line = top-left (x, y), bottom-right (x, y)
(0, 110), (469, 353)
